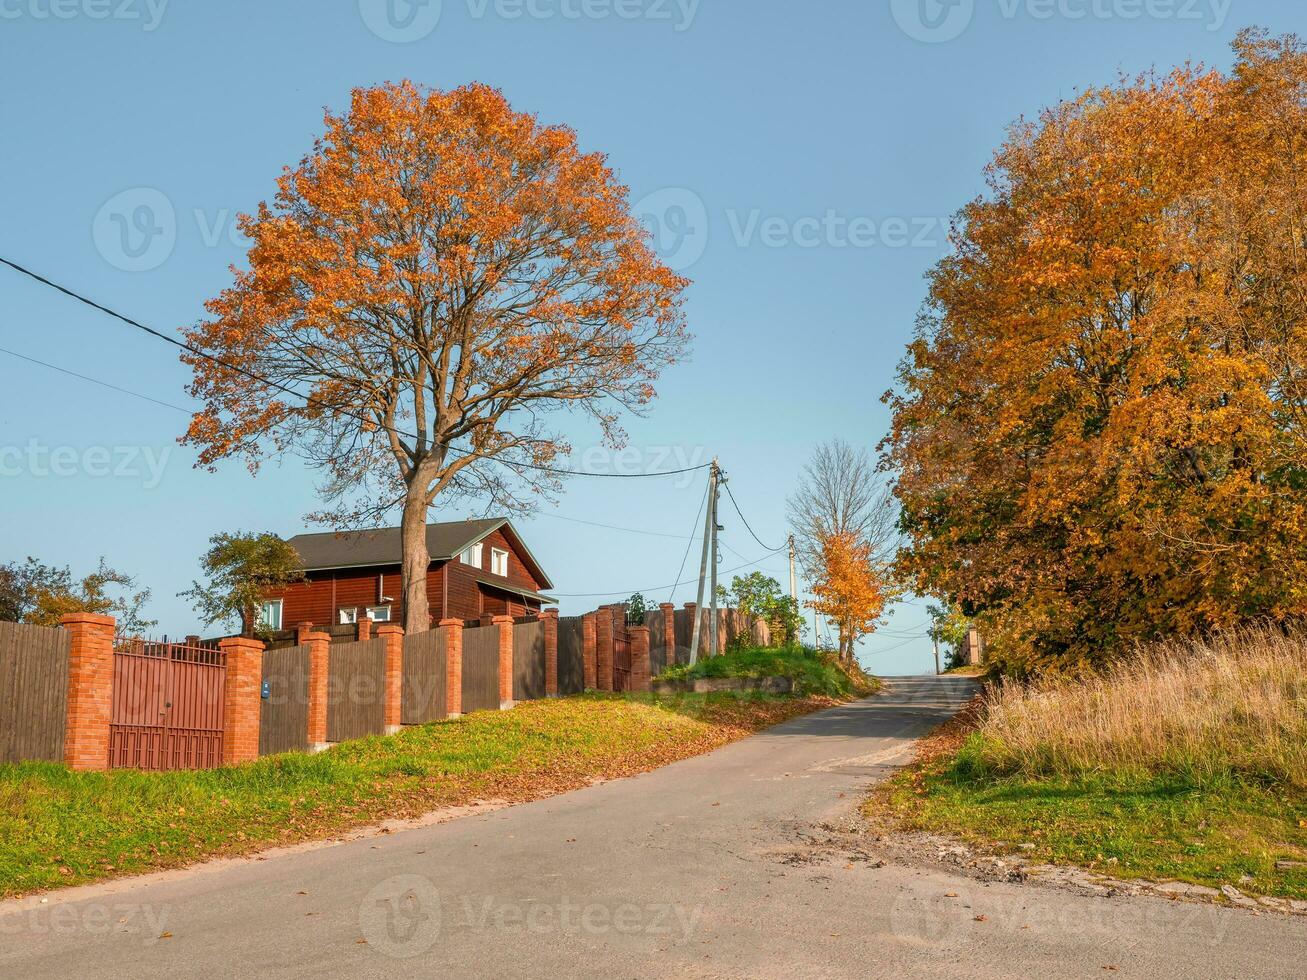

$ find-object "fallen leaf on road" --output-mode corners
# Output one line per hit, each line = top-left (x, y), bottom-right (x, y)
(973, 915), (987, 922)
(944, 892), (958, 898)
(355, 938), (367, 945)
(159, 932), (173, 939)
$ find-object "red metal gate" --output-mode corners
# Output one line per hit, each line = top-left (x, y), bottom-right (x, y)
(109, 638), (226, 770)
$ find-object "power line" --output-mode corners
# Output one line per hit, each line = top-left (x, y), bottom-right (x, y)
(551, 545), (787, 599)
(531, 510), (697, 540)
(721, 481), (785, 552)
(0, 257), (712, 482)
(0, 344), (194, 414)
(669, 481), (709, 603)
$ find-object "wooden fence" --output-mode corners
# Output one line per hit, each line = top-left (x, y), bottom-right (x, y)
(558, 616), (585, 695)
(461, 624), (500, 713)
(0, 621), (70, 764)
(401, 629), (447, 725)
(326, 637), (387, 742)
(513, 618), (545, 702)
(260, 644), (310, 756)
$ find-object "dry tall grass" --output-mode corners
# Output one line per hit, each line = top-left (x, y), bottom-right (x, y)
(967, 626), (1307, 788)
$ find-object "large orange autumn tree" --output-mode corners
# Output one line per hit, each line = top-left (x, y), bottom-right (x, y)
(883, 30), (1307, 674)
(183, 82), (690, 633)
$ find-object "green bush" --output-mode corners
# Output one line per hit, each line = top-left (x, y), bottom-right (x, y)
(657, 646), (876, 698)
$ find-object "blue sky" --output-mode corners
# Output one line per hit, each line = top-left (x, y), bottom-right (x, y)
(1, 0), (1299, 673)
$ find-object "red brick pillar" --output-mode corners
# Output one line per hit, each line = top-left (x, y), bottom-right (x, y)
(541, 608), (559, 697)
(357, 616), (373, 642)
(630, 625), (651, 693)
(305, 630), (331, 751)
(219, 636), (264, 766)
(378, 624), (404, 734)
(659, 603), (676, 666)
(495, 615), (515, 709)
(440, 619), (463, 718)
(296, 622), (314, 645)
(596, 607), (614, 692)
(582, 613), (597, 690)
(60, 612), (116, 771)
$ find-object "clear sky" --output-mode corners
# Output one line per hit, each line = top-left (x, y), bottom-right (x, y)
(2, 0), (1301, 674)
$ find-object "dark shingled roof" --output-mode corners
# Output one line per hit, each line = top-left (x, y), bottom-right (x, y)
(285, 519), (550, 582)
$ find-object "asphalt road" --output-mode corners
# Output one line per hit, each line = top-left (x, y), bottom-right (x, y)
(3, 676), (1304, 979)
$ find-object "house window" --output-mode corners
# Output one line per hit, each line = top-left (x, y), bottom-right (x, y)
(460, 543), (483, 567)
(258, 599), (282, 631)
(339, 607), (359, 625)
(490, 548), (509, 577)
(367, 605), (392, 623)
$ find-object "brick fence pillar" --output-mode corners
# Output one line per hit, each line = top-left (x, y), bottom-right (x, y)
(595, 607), (614, 692)
(659, 603), (676, 667)
(541, 608), (559, 697)
(60, 612), (116, 771)
(683, 602), (699, 660)
(305, 630), (331, 752)
(440, 619), (463, 718)
(495, 615), (515, 709)
(378, 624), (404, 734)
(296, 622), (314, 646)
(219, 636), (264, 766)
(582, 612), (597, 690)
(630, 625), (651, 693)
(357, 616), (373, 643)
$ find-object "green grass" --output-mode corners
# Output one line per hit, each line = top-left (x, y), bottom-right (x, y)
(657, 645), (878, 697)
(0, 692), (830, 898)
(873, 730), (1307, 901)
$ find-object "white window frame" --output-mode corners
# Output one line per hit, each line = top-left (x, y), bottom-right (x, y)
(367, 605), (392, 623)
(490, 547), (509, 577)
(258, 599), (283, 631)
(339, 607), (359, 625)
(460, 543), (483, 567)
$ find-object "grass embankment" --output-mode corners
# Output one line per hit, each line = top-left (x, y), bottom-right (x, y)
(1, 691), (834, 899)
(657, 645), (879, 698)
(871, 627), (1307, 900)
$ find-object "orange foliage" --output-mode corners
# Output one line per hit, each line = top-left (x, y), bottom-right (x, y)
(883, 30), (1307, 673)
(807, 532), (886, 661)
(180, 81), (690, 631)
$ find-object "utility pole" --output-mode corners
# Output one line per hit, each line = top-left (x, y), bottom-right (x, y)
(689, 459), (718, 665)
(709, 464), (723, 657)
(932, 635), (941, 676)
(788, 533), (797, 600)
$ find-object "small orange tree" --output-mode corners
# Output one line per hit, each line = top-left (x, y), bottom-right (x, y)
(183, 82), (690, 633)
(808, 532), (886, 664)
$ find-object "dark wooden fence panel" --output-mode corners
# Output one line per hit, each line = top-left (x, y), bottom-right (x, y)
(647, 614), (667, 675)
(557, 616), (584, 695)
(673, 609), (695, 664)
(512, 620), (545, 702)
(259, 645), (310, 756)
(402, 630), (447, 725)
(327, 637), (387, 743)
(0, 622), (71, 764)
(461, 625), (500, 713)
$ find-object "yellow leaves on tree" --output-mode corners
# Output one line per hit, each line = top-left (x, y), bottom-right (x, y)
(883, 29), (1307, 674)
(180, 81), (690, 633)
(807, 532), (885, 664)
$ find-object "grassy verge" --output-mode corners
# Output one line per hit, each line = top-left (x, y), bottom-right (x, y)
(1, 691), (835, 899)
(868, 628), (1307, 901)
(657, 645), (879, 697)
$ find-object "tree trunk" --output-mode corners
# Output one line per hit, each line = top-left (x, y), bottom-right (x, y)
(401, 490), (432, 634)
